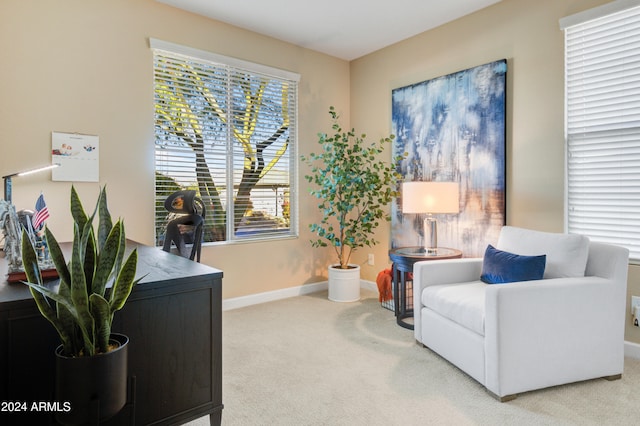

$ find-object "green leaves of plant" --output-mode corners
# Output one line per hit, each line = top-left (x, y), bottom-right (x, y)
(302, 107), (405, 268)
(20, 186), (140, 357)
(89, 294), (111, 353)
(70, 185), (89, 232)
(110, 249), (140, 312)
(21, 228), (42, 286)
(97, 186), (113, 250)
(92, 220), (123, 297)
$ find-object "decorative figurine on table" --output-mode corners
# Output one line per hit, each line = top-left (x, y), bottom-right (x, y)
(0, 198), (22, 273)
(1, 193), (56, 282)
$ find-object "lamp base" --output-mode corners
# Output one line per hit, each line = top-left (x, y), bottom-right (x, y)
(423, 215), (438, 255)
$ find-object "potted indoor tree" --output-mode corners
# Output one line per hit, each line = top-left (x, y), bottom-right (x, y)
(21, 186), (142, 425)
(302, 106), (403, 302)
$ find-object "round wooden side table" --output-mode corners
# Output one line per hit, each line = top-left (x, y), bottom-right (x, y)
(388, 247), (462, 330)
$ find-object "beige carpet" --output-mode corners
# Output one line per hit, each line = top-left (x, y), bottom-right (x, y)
(186, 289), (640, 425)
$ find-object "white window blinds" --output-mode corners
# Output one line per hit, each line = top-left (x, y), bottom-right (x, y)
(151, 39), (299, 245)
(563, 2), (640, 260)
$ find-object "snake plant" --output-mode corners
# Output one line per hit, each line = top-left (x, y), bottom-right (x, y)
(21, 186), (142, 357)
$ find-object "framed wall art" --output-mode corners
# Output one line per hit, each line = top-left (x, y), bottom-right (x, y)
(51, 131), (99, 182)
(391, 59), (507, 257)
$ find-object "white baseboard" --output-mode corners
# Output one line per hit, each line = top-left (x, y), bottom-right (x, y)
(361, 279), (377, 292)
(625, 340), (640, 359)
(223, 280), (376, 311)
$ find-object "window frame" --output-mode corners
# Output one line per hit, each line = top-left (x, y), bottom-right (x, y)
(151, 38), (300, 246)
(562, 0), (640, 262)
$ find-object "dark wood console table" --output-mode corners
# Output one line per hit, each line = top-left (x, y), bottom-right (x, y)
(0, 241), (223, 425)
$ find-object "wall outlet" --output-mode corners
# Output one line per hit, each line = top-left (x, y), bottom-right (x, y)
(631, 296), (640, 327)
(367, 253), (375, 266)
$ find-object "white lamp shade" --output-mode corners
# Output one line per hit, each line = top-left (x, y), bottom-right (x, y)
(402, 181), (460, 214)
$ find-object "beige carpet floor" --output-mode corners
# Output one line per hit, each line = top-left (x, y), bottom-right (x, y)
(186, 289), (640, 425)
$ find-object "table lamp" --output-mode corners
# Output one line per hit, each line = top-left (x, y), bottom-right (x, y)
(402, 181), (460, 254)
(2, 164), (59, 203)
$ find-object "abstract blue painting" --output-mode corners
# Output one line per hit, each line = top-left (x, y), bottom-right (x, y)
(391, 59), (507, 257)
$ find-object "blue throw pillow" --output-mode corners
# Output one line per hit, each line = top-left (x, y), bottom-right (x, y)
(480, 244), (546, 284)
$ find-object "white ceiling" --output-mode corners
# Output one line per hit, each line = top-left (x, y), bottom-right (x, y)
(157, 0), (503, 60)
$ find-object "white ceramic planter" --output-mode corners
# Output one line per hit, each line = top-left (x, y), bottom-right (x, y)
(328, 264), (361, 302)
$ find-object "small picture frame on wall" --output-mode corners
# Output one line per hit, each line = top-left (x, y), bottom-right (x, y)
(51, 131), (99, 182)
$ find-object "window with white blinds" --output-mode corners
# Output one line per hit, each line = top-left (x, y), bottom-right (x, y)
(151, 39), (299, 245)
(562, 1), (640, 260)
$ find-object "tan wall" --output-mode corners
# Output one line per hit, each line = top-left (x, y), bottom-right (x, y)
(350, 0), (640, 344)
(0, 0), (347, 299)
(3, 0), (639, 342)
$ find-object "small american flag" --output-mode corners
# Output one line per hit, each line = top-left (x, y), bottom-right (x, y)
(32, 193), (49, 230)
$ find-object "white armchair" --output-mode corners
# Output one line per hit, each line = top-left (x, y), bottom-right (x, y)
(413, 226), (629, 401)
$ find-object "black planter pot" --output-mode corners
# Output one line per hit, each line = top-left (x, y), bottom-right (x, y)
(55, 333), (129, 426)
